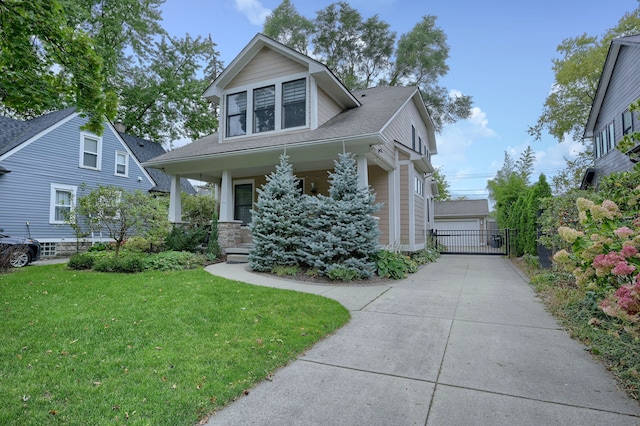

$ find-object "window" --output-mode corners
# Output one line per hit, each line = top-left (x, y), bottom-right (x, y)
(411, 125), (416, 151)
(234, 183), (253, 226)
(414, 175), (424, 197)
(623, 110), (633, 135)
(115, 151), (128, 176)
(282, 79), (306, 128)
(40, 242), (56, 257)
(607, 122), (615, 150)
(50, 184), (77, 224)
(80, 134), (101, 169)
(254, 86), (275, 133)
(594, 134), (601, 158)
(227, 92), (247, 137)
(418, 136), (422, 154)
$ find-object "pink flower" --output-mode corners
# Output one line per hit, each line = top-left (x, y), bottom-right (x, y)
(620, 245), (638, 259)
(614, 226), (634, 238)
(612, 261), (637, 276)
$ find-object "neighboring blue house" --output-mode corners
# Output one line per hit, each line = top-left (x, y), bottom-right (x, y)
(0, 108), (194, 257)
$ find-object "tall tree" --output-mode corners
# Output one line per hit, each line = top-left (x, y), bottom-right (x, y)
(487, 151), (528, 228)
(0, 0), (116, 134)
(529, 8), (640, 143)
(515, 145), (536, 184)
(264, 2), (472, 131)
(263, 0), (314, 54)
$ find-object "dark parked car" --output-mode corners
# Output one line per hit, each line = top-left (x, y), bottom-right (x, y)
(0, 233), (42, 267)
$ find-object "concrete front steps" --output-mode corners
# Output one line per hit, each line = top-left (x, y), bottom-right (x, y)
(226, 243), (252, 264)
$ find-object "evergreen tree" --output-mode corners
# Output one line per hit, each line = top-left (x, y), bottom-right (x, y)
(301, 153), (381, 279)
(249, 155), (304, 272)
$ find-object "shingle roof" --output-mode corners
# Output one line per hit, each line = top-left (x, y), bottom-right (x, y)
(145, 85), (419, 164)
(434, 199), (490, 218)
(0, 108), (76, 155)
(118, 132), (196, 194)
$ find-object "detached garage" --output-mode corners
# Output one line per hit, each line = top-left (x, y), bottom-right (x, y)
(434, 200), (490, 247)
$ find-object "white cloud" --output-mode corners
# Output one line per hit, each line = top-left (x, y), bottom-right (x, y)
(234, 0), (271, 26)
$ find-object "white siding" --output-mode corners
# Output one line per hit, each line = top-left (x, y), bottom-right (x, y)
(227, 47), (307, 90)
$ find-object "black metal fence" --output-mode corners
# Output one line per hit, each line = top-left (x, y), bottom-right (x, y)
(430, 229), (517, 256)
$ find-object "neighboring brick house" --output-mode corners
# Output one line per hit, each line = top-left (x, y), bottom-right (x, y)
(144, 33), (439, 254)
(582, 34), (640, 189)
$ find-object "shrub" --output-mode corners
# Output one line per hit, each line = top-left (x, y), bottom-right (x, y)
(142, 251), (204, 271)
(326, 265), (360, 282)
(164, 225), (208, 252)
(124, 236), (155, 253)
(375, 250), (418, 280)
(272, 265), (301, 276)
(88, 242), (112, 252)
(68, 253), (95, 270)
(93, 253), (145, 273)
(410, 247), (440, 265)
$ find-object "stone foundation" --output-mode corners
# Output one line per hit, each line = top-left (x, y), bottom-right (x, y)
(217, 221), (242, 255)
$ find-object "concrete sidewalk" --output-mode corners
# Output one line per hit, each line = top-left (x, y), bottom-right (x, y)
(203, 255), (640, 425)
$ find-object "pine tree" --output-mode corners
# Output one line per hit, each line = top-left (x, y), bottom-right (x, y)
(301, 153), (381, 279)
(249, 155), (304, 272)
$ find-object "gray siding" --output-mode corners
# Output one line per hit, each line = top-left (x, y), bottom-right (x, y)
(593, 44), (640, 177)
(0, 115), (154, 242)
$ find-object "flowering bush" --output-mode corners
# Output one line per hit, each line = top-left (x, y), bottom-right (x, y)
(553, 197), (640, 322)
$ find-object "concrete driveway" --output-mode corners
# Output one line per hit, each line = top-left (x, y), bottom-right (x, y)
(203, 255), (640, 425)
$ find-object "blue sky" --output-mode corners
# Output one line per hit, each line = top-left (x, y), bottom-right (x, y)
(161, 0), (639, 199)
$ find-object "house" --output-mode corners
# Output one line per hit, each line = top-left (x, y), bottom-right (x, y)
(582, 34), (640, 189)
(0, 108), (195, 257)
(143, 33), (439, 255)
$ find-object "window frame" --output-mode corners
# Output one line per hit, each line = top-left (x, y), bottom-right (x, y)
(233, 179), (255, 226)
(253, 85), (276, 133)
(115, 151), (129, 177)
(623, 110), (633, 135)
(79, 133), (102, 170)
(49, 183), (77, 224)
(414, 174), (424, 197)
(281, 78), (307, 129)
(226, 91), (247, 137)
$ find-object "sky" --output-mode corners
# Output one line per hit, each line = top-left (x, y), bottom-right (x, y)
(160, 0), (639, 199)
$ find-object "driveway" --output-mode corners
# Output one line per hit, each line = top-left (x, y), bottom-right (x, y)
(203, 255), (640, 425)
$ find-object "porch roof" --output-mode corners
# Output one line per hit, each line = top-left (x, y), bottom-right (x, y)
(143, 86), (420, 181)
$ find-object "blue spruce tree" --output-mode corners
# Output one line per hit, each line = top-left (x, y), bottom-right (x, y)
(301, 153), (381, 280)
(249, 155), (304, 272)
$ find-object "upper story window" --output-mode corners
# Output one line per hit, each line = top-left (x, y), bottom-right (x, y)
(224, 78), (307, 139)
(414, 175), (424, 197)
(227, 92), (247, 137)
(411, 125), (416, 151)
(623, 110), (633, 135)
(115, 151), (128, 176)
(254, 85), (275, 133)
(282, 79), (306, 129)
(595, 121), (616, 158)
(80, 134), (101, 170)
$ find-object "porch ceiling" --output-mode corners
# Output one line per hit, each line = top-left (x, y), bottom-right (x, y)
(156, 136), (386, 182)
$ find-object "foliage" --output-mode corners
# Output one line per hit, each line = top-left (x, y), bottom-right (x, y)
(67, 253), (95, 270)
(300, 153), (381, 280)
(164, 224), (208, 253)
(75, 185), (170, 256)
(432, 167), (451, 201)
(272, 265), (301, 277)
(264, 1), (472, 132)
(249, 155), (306, 272)
(182, 192), (216, 228)
(529, 8), (640, 144)
(139, 251), (205, 271)
(520, 174), (552, 255)
(550, 148), (594, 195)
(375, 250), (418, 280)
(487, 151), (529, 228)
(0, 0), (117, 134)
(538, 188), (592, 252)
(0, 265), (350, 425)
(410, 246), (441, 264)
(93, 252), (145, 273)
(326, 265), (361, 282)
(263, 0), (314, 54)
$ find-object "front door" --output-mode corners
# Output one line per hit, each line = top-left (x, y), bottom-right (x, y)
(234, 183), (253, 225)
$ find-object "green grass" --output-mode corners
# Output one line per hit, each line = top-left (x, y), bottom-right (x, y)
(0, 264), (350, 425)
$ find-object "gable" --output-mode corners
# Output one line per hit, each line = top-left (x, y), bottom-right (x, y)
(227, 47), (307, 90)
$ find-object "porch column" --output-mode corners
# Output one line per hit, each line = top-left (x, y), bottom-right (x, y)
(356, 154), (369, 187)
(219, 169), (233, 222)
(168, 175), (182, 223)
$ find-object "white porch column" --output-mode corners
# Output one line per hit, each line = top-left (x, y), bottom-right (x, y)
(356, 154), (369, 187)
(219, 169), (233, 222)
(168, 175), (182, 223)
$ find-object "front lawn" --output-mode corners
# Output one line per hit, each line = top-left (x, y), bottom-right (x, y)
(0, 264), (350, 425)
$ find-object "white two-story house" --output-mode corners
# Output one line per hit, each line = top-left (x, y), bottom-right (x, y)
(144, 33), (439, 254)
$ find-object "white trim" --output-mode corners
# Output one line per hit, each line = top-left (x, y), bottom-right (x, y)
(114, 150), (129, 177)
(49, 183), (77, 224)
(222, 74), (309, 141)
(108, 124), (155, 185)
(0, 112), (78, 161)
(79, 132), (102, 170)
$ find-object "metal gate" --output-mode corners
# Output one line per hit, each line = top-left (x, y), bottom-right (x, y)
(430, 229), (517, 256)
